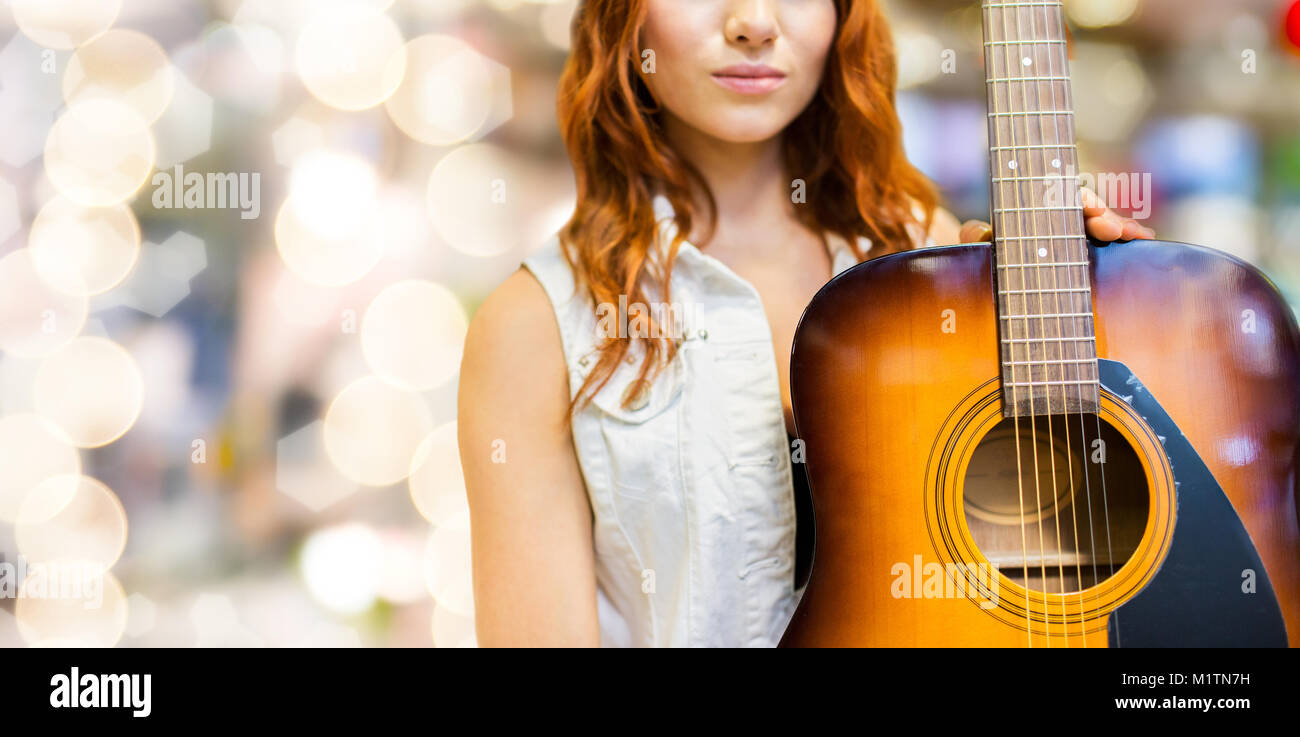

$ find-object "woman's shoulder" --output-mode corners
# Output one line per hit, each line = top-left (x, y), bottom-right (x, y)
(461, 236), (584, 402)
(466, 267), (560, 366)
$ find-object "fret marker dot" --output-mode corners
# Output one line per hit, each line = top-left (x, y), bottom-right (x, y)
(1008, 160), (1018, 170)
(1038, 247), (1048, 258)
(1051, 158), (1061, 168)
(1023, 57), (1033, 66)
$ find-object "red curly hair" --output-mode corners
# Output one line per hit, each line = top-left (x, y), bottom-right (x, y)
(556, 0), (939, 411)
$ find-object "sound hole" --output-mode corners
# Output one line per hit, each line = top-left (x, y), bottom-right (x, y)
(962, 414), (1148, 594)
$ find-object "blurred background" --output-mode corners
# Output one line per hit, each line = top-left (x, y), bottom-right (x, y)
(0, 0), (1296, 647)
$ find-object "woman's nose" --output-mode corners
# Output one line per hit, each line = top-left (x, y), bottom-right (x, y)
(724, 0), (779, 48)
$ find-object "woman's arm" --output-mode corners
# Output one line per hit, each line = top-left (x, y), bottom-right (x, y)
(458, 269), (600, 647)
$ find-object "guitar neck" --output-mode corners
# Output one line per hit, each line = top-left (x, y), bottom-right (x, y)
(983, 0), (1099, 417)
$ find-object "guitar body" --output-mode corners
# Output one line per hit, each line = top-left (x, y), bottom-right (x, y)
(780, 239), (1300, 647)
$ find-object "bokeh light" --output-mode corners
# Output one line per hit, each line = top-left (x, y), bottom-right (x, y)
(361, 280), (467, 391)
(384, 34), (492, 145)
(1286, 1), (1300, 54)
(10, 0), (121, 50)
(62, 29), (175, 124)
(409, 422), (469, 527)
(274, 199), (386, 287)
(323, 375), (434, 486)
(376, 530), (429, 605)
(432, 604), (478, 648)
(1071, 43), (1152, 144)
(288, 149), (379, 236)
(294, 3), (406, 111)
(300, 523), (383, 615)
(274, 149), (387, 286)
(28, 196), (141, 297)
(43, 98), (156, 207)
(424, 511), (474, 616)
(1065, 0), (1140, 29)
(15, 474), (129, 571)
(15, 570), (128, 648)
(33, 336), (145, 448)
(427, 143), (529, 257)
(271, 115), (325, 169)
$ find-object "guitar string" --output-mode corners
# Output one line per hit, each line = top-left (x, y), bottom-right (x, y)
(1036, 0), (1089, 643)
(1042, 20), (1105, 624)
(1047, 5), (1123, 646)
(1013, 1), (1070, 643)
(985, 0), (1034, 647)
(1000, 0), (1053, 646)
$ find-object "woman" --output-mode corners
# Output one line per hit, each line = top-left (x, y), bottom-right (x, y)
(458, 0), (1152, 647)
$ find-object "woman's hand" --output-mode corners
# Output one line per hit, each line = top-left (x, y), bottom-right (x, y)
(955, 187), (1156, 243)
(1079, 186), (1156, 241)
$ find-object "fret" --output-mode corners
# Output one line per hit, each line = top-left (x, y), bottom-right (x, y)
(1000, 313), (1094, 320)
(984, 39), (1066, 46)
(996, 261), (1089, 268)
(1004, 380), (1098, 388)
(987, 76), (1071, 84)
(984, 2), (1065, 8)
(1003, 346), (1098, 360)
(1001, 337), (1095, 344)
(997, 235), (1083, 241)
(1004, 357), (1098, 369)
(998, 287), (1091, 295)
(991, 175), (1079, 182)
(987, 110), (1074, 117)
(994, 206), (1082, 213)
(1003, 359), (1095, 366)
(1002, 335), (1097, 345)
(990, 144), (1076, 151)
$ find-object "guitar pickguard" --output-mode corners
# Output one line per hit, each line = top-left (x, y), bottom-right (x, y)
(1099, 358), (1289, 647)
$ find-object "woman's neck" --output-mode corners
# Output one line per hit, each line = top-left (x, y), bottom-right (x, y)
(661, 113), (794, 247)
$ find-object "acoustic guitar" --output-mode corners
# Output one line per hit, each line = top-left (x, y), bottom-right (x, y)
(781, 0), (1300, 646)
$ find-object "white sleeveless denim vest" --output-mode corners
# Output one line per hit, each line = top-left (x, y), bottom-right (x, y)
(522, 194), (887, 647)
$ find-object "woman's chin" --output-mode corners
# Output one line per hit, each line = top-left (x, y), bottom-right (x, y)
(694, 113), (792, 145)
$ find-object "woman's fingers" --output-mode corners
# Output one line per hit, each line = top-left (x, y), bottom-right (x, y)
(1121, 219), (1156, 240)
(1086, 212), (1124, 242)
(1080, 186), (1108, 217)
(1080, 186), (1156, 240)
(959, 219), (993, 243)
(961, 207), (1155, 244)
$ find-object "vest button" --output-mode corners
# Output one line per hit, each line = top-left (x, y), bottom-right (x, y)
(697, 328), (708, 340)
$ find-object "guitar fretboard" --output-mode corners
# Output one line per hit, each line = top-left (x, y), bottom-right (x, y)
(983, 0), (1099, 418)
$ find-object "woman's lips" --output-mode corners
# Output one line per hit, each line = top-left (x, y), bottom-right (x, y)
(711, 65), (787, 94)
